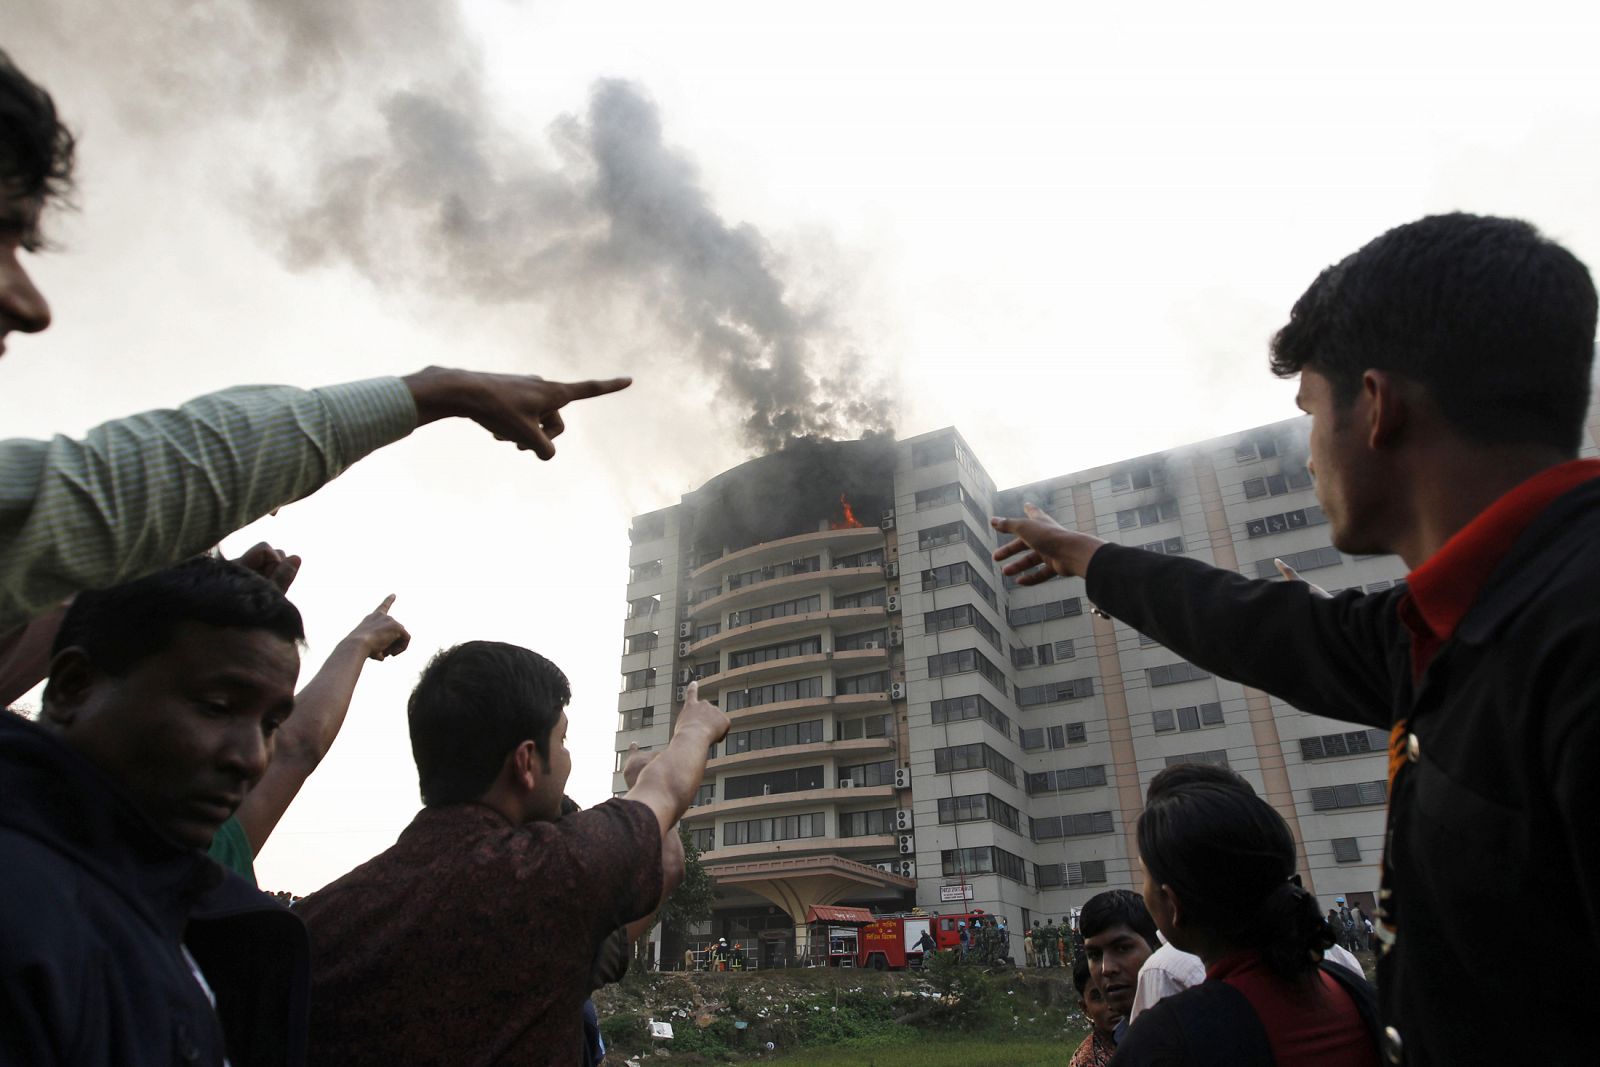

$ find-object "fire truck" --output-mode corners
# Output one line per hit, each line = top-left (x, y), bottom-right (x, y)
(856, 908), (1007, 970)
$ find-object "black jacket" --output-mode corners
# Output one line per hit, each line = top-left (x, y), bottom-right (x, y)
(0, 713), (310, 1066)
(1084, 477), (1600, 1066)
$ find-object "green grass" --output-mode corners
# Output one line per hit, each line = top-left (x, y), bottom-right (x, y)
(769, 1035), (1070, 1067)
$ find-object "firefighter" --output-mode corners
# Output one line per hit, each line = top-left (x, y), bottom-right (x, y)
(1041, 918), (1059, 967)
(712, 937), (730, 972)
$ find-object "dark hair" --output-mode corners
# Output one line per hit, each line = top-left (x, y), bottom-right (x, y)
(1137, 781), (1333, 981)
(1072, 953), (1092, 996)
(52, 556), (304, 673)
(1146, 761), (1255, 801)
(1270, 213), (1597, 454)
(407, 641), (570, 806)
(1079, 889), (1159, 951)
(0, 50), (76, 227)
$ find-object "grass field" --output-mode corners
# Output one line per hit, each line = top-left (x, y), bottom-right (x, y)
(770, 1036), (1070, 1067)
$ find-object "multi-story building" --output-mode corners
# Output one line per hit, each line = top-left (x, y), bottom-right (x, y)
(616, 399), (1600, 965)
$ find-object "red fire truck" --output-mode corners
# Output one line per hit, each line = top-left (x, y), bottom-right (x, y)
(856, 909), (1006, 969)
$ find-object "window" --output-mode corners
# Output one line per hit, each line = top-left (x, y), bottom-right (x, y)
(1110, 465), (1166, 492)
(1032, 811), (1115, 841)
(724, 765), (825, 800)
(722, 676), (824, 711)
(833, 548), (885, 570)
(694, 622), (721, 641)
(724, 812), (826, 845)
(728, 556), (821, 590)
(913, 437), (958, 467)
(690, 782), (715, 807)
(1147, 661), (1212, 687)
(619, 707), (655, 731)
(689, 586), (720, 606)
(919, 520), (989, 554)
(930, 693), (1012, 739)
(927, 648), (1008, 693)
(1243, 467), (1313, 500)
(1034, 860), (1108, 888)
(1332, 837), (1363, 863)
(629, 559), (663, 583)
(1115, 501), (1179, 529)
(1053, 640), (1076, 660)
(1152, 701), (1224, 733)
(691, 660), (718, 681)
(925, 604), (1001, 649)
(728, 636), (823, 669)
(937, 793), (1024, 833)
(734, 594), (821, 628)
(839, 808), (896, 837)
(628, 595), (660, 619)
(924, 561), (998, 608)
(624, 631), (659, 654)
(932, 743), (1017, 785)
(724, 719), (824, 755)
(1025, 764), (1107, 795)
(1300, 729), (1389, 760)
(1019, 727), (1044, 751)
(1254, 546), (1342, 579)
(941, 846), (1028, 884)
(1310, 780), (1388, 811)
(689, 826), (715, 852)
(622, 667), (656, 692)
(1010, 645), (1034, 668)
(836, 628), (888, 652)
(1245, 506), (1328, 539)
(1047, 724), (1070, 749)
(836, 713), (890, 740)
(838, 760), (896, 787)
(1138, 537), (1186, 556)
(1007, 598), (1084, 627)
(1015, 677), (1096, 707)
(835, 587), (888, 610)
(837, 670), (891, 695)
(1164, 749), (1229, 768)
(915, 483), (963, 511)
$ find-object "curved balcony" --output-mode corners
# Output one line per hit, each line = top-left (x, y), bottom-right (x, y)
(691, 526), (885, 584)
(695, 835), (898, 863)
(685, 783), (897, 819)
(724, 691), (890, 728)
(689, 606), (888, 657)
(701, 646), (889, 693)
(708, 736), (895, 774)
(688, 565), (886, 621)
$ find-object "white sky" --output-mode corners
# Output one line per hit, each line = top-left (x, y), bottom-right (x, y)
(6, 0), (1599, 892)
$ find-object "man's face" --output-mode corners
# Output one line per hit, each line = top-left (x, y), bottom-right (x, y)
(1079, 977), (1121, 1037)
(527, 710), (573, 821)
(1083, 923), (1154, 1017)
(1296, 369), (1385, 555)
(45, 622), (300, 848)
(0, 194), (52, 355)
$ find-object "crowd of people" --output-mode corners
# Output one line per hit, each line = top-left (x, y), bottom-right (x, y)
(1, 42), (1597, 1067)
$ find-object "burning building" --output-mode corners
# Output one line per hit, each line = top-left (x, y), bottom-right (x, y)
(615, 403), (1600, 967)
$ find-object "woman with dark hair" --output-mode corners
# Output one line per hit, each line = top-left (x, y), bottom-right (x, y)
(1111, 768), (1380, 1066)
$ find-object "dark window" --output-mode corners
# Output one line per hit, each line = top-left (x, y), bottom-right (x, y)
(1164, 749), (1229, 768)
(1034, 860), (1108, 887)
(937, 793), (1024, 833)
(924, 562), (998, 608)
(1310, 780), (1387, 811)
(619, 706), (656, 731)
(838, 760), (896, 787)
(728, 635), (823, 670)
(913, 437), (958, 467)
(734, 594), (822, 628)
(689, 826), (715, 852)
(1299, 729), (1389, 761)
(724, 765), (826, 800)
(832, 548), (885, 570)
(1031, 811), (1115, 841)
(722, 676), (824, 711)
(1025, 764), (1107, 795)
(941, 845), (1027, 884)
(927, 647), (1008, 694)
(723, 812), (826, 845)
(925, 604), (1001, 649)
(1254, 546), (1342, 579)
(1332, 837), (1363, 863)
(932, 743), (1017, 785)
(1147, 661), (1212, 687)
(1015, 677), (1096, 707)
(835, 587), (888, 610)
(837, 670), (891, 696)
(724, 719), (825, 755)
(839, 808), (896, 837)
(929, 694), (1012, 739)
(1007, 598), (1084, 627)
(625, 631), (660, 654)
(835, 713), (891, 740)
(622, 667), (657, 692)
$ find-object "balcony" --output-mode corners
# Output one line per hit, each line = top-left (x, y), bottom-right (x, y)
(691, 526), (886, 584)
(709, 736), (895, 774)
(693, 834), (898, 863)
(685, 783), (897, 818)
(723, 691), (890, 728)
(701, 646), (889, 692)
(689, 606), (889, 656)
(688, 565), (886, 621)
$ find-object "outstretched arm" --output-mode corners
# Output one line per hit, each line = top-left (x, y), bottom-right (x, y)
(233, 596), (411, 853)
(623, 683), (730, 838)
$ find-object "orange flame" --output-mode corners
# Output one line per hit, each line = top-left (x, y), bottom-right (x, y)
(831, 493), (863, 530)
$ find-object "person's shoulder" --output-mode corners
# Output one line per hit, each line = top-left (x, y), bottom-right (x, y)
(553, 797), (658, 845)
(0, 829), (102, 965)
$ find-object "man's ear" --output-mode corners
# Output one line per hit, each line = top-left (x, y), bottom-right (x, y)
(39, 647), (99, 726)
(1361, 369), (1410, 450)
(510, 740), (542, 792)
(1162, 883), (1185, 930)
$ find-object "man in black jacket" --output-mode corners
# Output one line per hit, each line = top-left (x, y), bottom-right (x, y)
(993, 213), (1597, 1065)
(0, 556), (310, 1065)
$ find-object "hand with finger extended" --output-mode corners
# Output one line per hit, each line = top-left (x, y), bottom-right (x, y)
(675, 681), (730, 744)
(990, 502), (1106, 584)
(234, 542), (302, 593)
(622, 742), (657, 788)
(1274, 558), (1333, 599)
(346, 594), (411, 660)
(402, 366), (632, 460)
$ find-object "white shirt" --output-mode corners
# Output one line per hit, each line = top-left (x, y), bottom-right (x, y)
(1128, 936), (1208, 1021)
(1323, 942), (1364, 977)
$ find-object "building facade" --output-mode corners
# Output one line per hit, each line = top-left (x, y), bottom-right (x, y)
(616, 400), (1600, 964)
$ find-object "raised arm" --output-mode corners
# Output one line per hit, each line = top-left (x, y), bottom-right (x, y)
(623, 683), (729, 838)
(232, 596), (411, 853)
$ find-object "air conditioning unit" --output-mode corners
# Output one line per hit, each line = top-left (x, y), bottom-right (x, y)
(890, 682), (906, 701)
(874, 862), (895, 874)
(896, 809), (913, 831)
(678, 641), (692, 657)
(677, 668), (693, 684)
(889, 628), (903, 647)
(886, 561), (899, 579)
(881, 512), (896, 531)
(675, 686), (687, 701)
(886, 595), (901, 613)
(863, 640), (880, 651)
(678, 622), (693, 638)
(897, 860), (914, 878)
(898, 834), (916, 855)
(839, 779), (855, 789)
(894, 767), (911, 789)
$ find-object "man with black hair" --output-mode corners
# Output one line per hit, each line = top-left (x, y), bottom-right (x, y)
(0, 556), (310, 1066)
(0, 50), (630, 631)
(1070, 954), (1121, 1067)
(296, 655), (727, 1065)
(995, 212), (1599, 1064)
(1080, 889), (1160, 1045)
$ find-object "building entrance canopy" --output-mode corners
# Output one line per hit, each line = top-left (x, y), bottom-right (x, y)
(709, 855), (913, 960)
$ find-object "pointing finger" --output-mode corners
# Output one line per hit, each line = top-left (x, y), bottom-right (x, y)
(561, 376), (633, 402)
(376, 594), (397, 614)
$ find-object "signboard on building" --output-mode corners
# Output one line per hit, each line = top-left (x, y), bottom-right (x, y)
(939, 883), (974, 902)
